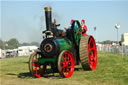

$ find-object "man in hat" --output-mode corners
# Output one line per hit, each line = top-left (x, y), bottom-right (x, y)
(64, 19), (74, 30)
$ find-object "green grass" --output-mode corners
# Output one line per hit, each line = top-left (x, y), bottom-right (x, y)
(0, 52), (128, 85)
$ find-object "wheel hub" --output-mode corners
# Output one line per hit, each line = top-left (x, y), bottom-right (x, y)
(44, 43), (53, 53)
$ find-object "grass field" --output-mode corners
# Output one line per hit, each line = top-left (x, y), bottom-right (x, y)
(0, 52), (128, 85)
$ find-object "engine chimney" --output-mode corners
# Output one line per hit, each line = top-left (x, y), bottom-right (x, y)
(44, 7), (52, 31)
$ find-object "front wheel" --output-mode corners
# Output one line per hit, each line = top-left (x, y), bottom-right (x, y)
(58, 50), (75, 78)
(29, 52), (47, 78)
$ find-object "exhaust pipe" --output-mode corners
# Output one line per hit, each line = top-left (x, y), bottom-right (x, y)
(44, 7), (52, 31)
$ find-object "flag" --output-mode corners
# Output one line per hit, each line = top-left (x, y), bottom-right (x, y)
(94, 26), (96, 31)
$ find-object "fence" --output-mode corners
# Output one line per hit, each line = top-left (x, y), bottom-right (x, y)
(97, 45), (128, 55)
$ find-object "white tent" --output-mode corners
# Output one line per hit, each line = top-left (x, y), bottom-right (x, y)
(18, 46), (38, 56)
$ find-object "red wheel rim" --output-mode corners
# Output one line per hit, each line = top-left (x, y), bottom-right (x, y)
(88, 36), (97, 70)
(32, 54), (46, 78)
(60, 51), (74, 78)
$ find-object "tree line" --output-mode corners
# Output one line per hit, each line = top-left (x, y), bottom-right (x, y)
(98, 40), (116, 44)
(0, 38), (120, 50)
(0, 38), (40, 49)
(98, 40), (122, 45)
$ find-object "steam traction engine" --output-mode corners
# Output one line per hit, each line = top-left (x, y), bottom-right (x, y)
(29, 7), (97, 78)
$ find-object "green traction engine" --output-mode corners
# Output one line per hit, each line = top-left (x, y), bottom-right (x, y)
(29, 7), (97, 78)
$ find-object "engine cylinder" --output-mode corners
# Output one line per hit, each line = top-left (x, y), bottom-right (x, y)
(40, 38), (72, 57)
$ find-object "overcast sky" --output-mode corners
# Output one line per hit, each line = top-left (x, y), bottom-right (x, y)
(1, 0), (128, 43)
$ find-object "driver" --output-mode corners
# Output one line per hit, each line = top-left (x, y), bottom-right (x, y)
(64, 19), (74, 30)
(52, 19), (60, 37)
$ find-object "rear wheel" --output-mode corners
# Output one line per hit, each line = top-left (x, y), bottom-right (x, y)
(79, 36), (97, 70)
(29, 52), (47, 78)
(58, 50), (75, 78)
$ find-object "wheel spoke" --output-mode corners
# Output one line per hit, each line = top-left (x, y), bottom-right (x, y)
(62, 67), (65, 73)
(62, 64), (66, 68)
(67, 54), (70, 61)
(33, 64), (35, 66)
(69, 60), (72, 62)
(88, 38), (92, 45)
(62, 56), (66, 62)
(89, 56), (93, 60)
(33, 67), (37, 72)
(36, 69), (38, 75)
(88, 47), (95, 51)
(66, 70), (69, 75)
(33, 59), (37, 63)
(93, 57), (97, 62)
(62, 65), (66, 68)
(61, 62), (65, 64)
(67, 67), (69, 72)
